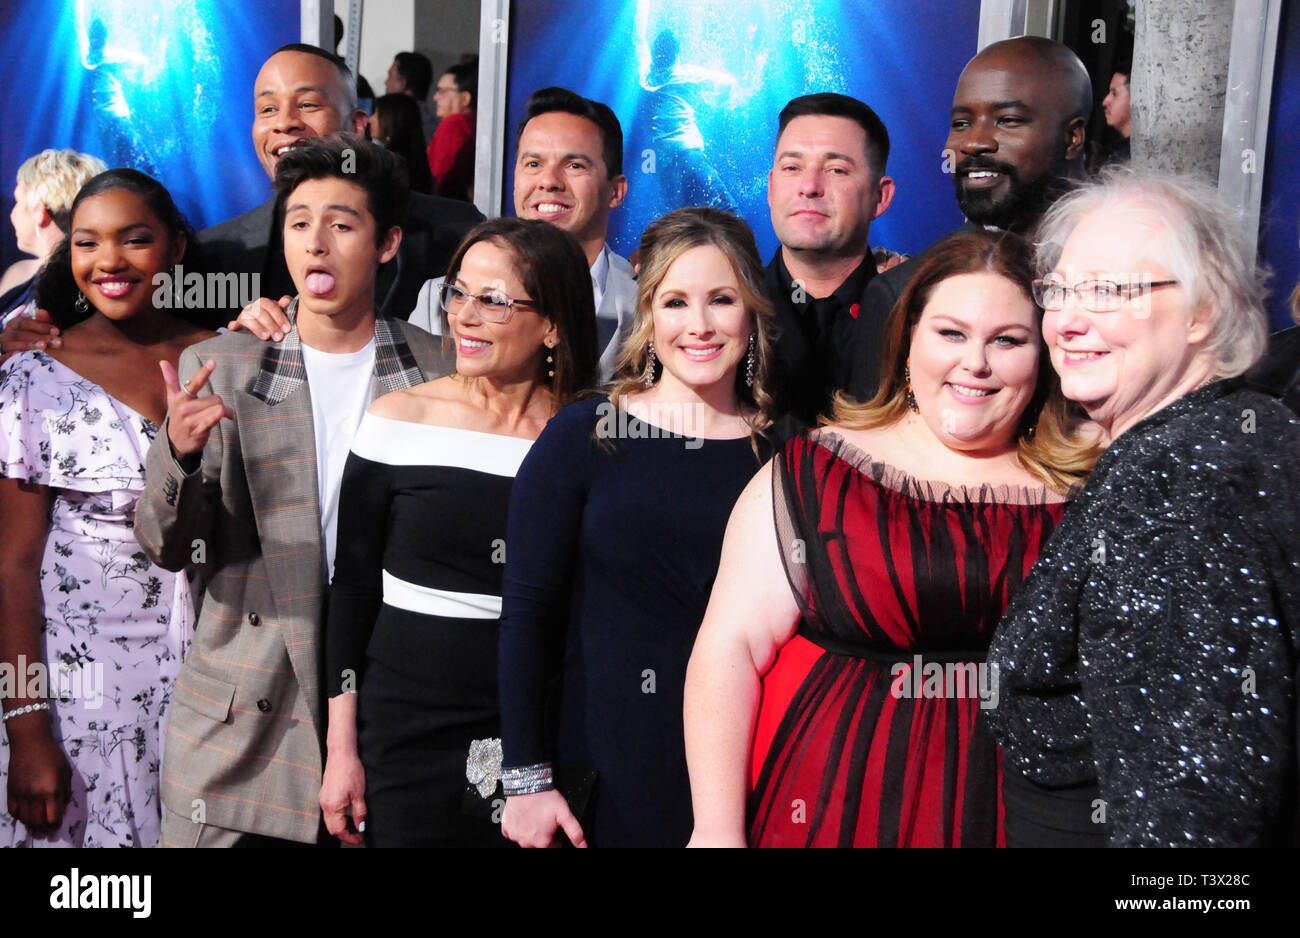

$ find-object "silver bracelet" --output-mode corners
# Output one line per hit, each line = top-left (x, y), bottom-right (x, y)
(501, 762), (554, 796)
(2, 702), (50, 722)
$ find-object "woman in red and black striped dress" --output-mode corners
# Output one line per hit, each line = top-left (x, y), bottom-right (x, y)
(684, 230), (1099, 847)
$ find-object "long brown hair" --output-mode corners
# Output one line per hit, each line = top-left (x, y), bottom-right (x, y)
(833, 229), (1099, 493)
(601, 208), (778, 451)
(441, 217), (599, 406)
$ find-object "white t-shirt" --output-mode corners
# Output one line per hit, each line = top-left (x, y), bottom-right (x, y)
(300, 338), (376, 582)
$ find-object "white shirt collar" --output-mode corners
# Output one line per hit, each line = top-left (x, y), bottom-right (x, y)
(590, 243), (611, 311)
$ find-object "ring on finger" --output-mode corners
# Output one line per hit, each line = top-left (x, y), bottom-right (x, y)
(181, 383), (199, 399)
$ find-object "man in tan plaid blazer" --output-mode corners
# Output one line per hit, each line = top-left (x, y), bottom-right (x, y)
(136, 136), (455, 845)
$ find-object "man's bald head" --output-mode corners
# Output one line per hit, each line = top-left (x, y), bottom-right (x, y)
(969, 37), (1093, 124)
(946, 36), (1091, 231)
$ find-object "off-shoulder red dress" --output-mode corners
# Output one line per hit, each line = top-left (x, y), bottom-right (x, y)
(748, 432), (1068, 847)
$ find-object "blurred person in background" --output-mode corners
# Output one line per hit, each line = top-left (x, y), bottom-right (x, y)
(427, 59), (478, 203)
(2, 150), (107, 329)
(1099, 63), (1132, 168)
(370, 93), (436, 195)
(386, 51), (436, 144)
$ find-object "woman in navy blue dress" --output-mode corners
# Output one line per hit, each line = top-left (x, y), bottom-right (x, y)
(498, 208), (779, 847)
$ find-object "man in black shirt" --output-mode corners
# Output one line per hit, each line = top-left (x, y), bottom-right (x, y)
(764, 93), (895, 428)
(849, 36), (1092, 401)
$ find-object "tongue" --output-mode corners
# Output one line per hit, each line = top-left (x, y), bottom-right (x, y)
(306, 271), (336, 295)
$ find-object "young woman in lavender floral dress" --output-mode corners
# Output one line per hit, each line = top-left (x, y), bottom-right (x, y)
(0, 169), (212, 847)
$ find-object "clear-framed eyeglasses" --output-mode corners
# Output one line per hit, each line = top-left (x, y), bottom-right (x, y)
(439, 282), (540, 324)
(1032, 277), (1180, 312)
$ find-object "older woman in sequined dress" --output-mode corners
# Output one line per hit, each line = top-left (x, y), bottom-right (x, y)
(987, 169), (1300, 847)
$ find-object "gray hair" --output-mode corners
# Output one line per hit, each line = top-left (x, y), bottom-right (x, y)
(1033, 167), (1268, 378)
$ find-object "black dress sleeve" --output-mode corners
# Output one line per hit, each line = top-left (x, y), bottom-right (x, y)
(324, 449), (393, 697)
(1082, 410), (1300, 847)
(498, 401), (597, 768)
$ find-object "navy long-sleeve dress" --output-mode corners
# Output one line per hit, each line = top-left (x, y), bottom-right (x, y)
(499, 396), (770, 846)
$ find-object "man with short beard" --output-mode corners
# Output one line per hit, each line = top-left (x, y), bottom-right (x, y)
(848, 37), (1091, 401)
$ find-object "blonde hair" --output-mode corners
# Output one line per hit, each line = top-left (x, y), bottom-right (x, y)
(16, 149), (108, 232)
(833, 230), (1099, 494)
(601, 208), (779, 450)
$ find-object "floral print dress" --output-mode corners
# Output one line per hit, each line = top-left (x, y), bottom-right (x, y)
(0, 351), (193, 847)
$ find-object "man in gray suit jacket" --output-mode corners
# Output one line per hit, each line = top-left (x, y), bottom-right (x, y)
(409, 88), (637, 379)
(136, 138), (451, 845)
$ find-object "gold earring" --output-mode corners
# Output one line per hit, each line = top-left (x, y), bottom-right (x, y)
(544, 339), (555, 378)
(904, 357), (919, 413)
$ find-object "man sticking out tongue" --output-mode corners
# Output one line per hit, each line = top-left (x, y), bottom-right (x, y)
(134, 134), (451, 848)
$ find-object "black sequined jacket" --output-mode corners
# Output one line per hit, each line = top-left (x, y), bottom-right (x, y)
(987, 381), (1300, 846)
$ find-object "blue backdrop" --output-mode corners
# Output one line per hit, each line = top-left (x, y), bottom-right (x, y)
(1259, 0), (1300, 331)
(0, 0), (299, 271)
(505, 0), (980, 264)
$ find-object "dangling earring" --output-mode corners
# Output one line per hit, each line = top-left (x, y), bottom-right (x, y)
(904, 357), (919, 413)
(745, 333), (756, 388)
(1021, 402), (1042, 442)
(643, 342), (657, 387)
(544, 339), (555, 379)
(173, 264), (183, 307)
(75, 292), (89, 314)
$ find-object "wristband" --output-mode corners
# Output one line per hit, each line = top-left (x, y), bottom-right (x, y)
(501, 762), (554, 796)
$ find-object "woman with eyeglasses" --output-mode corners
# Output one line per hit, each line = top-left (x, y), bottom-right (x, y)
(987, 169), (1300, 847)
(319, 218), (598, 847)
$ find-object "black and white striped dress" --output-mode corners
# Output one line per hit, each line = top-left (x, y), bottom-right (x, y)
(325, 411), (532, 847)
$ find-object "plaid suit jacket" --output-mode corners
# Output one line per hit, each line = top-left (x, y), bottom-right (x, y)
(135, 316), (450, 843)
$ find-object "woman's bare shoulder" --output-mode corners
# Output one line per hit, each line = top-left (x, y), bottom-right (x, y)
(368, 376), (473, 426)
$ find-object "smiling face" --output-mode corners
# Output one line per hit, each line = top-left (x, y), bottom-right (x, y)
(907, 271), (1040, 453)
(1042, 205), (1202, 437)
(767, 114), (891, 259)
(1102, 72), (1131, 137)
(252, 51), (360, 179)
(282, 176), (399, 322)
(650, 244), (751, 399)
(513, 111), (625, 262)
(946, 50), (1081, 231)
(447, 239), (557, 381)
(69, 188), (184, 320)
